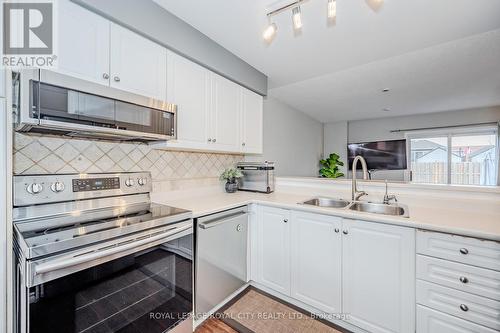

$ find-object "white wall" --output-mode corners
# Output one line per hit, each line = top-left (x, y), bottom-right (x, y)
(324, 121), (348, 176)
(0, 68), (11, 333)
(246, 97), (324, 177)
(324, 106), (500, 181)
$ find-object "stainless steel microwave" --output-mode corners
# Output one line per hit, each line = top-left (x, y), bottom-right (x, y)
(12, 69), (177, 142)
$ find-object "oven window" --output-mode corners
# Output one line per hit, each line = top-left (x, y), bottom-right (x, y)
(29, 242), (192, 333)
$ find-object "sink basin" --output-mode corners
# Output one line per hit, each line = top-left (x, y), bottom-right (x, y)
(349, 202), (409, 217)
(301, 197), (351, 208)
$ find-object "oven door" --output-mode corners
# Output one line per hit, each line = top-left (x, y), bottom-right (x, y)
(17, 220), (193, 333)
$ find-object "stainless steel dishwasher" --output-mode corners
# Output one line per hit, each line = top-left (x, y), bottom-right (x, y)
(195, 206), (248, 315)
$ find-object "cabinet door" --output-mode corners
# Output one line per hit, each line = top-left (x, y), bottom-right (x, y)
(56, 0), (110, 85)
(291, 211), (342, 314)
(255, 206), (291, 295)
(110, 23), (167, 101)
(240, 88), (263, 154)
(166, 51), (210, 149)
(211, 73), (241, 152)
(342, 219), (415, 333)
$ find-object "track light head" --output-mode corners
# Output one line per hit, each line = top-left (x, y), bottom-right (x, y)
(263, 22), (278, 42)
(292, 6), (302, 30)
(327, 0), (337, 19)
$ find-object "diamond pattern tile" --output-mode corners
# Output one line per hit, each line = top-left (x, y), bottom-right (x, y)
(13, 133), (244, 182)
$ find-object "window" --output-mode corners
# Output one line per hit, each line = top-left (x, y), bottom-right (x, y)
(408, 126), (498, 186)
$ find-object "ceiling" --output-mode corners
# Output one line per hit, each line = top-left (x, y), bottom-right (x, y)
(153, 0), (500, 123)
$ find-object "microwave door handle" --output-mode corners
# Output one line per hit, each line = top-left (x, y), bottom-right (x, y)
(34, 223), (192, 275)
(198, 212), (248, 229)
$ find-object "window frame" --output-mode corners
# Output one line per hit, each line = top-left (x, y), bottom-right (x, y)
(405, 125), (499, 186)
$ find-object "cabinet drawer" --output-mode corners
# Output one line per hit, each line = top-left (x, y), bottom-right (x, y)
(417, 280), (500, 330)
(417, 230), (500, 271)
(417, 255), (500, 301)
(417, 305), (498, 333)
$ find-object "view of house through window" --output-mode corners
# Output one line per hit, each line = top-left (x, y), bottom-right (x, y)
(409, 128), (498, 186)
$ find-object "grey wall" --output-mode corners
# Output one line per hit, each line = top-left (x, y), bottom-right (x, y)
(246, 97), (324, 177)
(72, 0), (267, 95)
(324, 106), (500, 181)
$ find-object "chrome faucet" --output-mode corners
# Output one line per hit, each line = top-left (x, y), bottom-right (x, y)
(351, 156), (368, 201)
(383, 180), (398, 204)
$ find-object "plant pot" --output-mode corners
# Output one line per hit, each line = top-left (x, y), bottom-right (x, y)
(225, 179), (238, 193)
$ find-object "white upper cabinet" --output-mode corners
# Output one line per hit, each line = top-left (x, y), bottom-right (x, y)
(342, 219), (415, 333)
(210, 73), (241, 152)
(290, 211), (342, 314)
(166, 51), (210, 148)
(56, 2), (167, 101)
(110, 23), (167, 101)
(56, 0), (110, 85)
(240, 88), (263, 154)
(254, 206), (291, 295)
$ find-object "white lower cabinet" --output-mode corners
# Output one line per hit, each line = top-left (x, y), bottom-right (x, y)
(290, 211), (342, 314)
(417, 305), (498, 333)
(251, 208), (416, 333)
(253, 206), (291, 295)
(342, 219), (416, 333)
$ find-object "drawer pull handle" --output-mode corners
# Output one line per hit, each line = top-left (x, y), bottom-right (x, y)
(459, 276), (469, 284)
(460, 304), (469, 312)
(459, 248), (469, 255)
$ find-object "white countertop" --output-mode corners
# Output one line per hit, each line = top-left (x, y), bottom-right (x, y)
(152, 180), (500, 242)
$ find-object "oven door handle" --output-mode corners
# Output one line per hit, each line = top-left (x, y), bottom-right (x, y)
(34, 223), (192, 275)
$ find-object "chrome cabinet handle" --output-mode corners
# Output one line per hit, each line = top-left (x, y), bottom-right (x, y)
(343, 230), (348, 235)
(212, 138), (217, 143)
(459, 276), (469, 283)
(459, 248), (469, 255)
(460, 304), (469, 312)
(283, 219), (288, 223)
(242, 142), (246, 146)
(102, 73), (109, 79)
(334, 228), (339, 233)
(114, 76), (120, 82)
(208, 138), (212, 142)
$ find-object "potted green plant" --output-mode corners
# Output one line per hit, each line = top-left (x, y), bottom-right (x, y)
(319, 153), (345, 178)
(220, 167), (244, 193)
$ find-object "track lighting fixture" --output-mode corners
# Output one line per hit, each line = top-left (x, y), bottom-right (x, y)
(263, 0), (384, 42)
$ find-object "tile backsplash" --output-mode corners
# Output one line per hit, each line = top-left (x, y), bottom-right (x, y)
(13, 133), (243, 190)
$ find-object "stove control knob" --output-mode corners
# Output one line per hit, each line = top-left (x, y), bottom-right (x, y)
(50, 181), (65, 193)
(137, 178), (147, 186)
(27, 183), (43, 194)
(125, 178), (135, 187)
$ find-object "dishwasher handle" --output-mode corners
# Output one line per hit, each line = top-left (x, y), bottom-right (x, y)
(198, 211), (248, 229)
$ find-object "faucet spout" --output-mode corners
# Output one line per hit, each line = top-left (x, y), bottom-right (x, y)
(352, 156), (369, 201)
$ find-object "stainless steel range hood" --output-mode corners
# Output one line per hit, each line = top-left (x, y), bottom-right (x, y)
(13, 69), (177, 142)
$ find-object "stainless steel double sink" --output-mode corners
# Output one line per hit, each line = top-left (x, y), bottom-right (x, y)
(300, 197), (409, 218)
